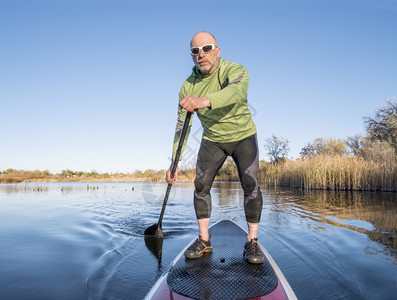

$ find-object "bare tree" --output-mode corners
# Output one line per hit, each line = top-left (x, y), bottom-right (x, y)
(300, 137), (347, 158)
(265, 134), (290, 163)
(363, 98), (397, 151)
(345, 135), (365, 156)
(361, 139), (396, 164)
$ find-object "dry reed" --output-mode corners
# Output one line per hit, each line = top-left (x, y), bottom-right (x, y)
(260, 155), (397, 191)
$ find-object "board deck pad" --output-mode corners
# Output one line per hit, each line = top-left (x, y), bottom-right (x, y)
(166, 220), (278, 299)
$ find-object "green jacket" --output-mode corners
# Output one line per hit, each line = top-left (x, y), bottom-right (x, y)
(172, 58), (257, 160)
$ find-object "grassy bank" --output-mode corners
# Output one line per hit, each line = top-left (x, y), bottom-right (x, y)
(2, 155), (397, 192)
(0, 168), (196, 184)
(259, 155), (397, 191)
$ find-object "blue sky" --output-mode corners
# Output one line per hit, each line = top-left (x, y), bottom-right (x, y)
(1, 0), (396, 173)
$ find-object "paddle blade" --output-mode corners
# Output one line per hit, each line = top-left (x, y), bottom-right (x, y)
(144, 223), (163, 238)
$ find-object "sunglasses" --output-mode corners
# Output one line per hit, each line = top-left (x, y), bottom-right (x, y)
(190, 44), (217, 55)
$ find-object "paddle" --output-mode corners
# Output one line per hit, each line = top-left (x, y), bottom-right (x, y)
(144, 111), (193, 238)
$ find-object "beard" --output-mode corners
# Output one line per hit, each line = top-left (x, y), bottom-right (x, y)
(196, 60), (214, 76)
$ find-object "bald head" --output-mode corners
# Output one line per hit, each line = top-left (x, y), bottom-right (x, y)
(190, 31), (218, 48)
(189, 31), (220, 77)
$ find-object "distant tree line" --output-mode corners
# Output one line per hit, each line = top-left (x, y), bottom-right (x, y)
(0, 168), (143, 183)
(0, 168), (195, 183)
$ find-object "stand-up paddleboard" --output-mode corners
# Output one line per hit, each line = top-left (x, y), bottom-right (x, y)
(145, 219), (296, 300)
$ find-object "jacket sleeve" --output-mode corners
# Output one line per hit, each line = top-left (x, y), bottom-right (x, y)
(205, 64), (249, 110)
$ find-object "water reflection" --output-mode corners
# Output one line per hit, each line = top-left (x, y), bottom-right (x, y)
(213, 181), (243, 207)
(262, 188), (397, 261)
(144, 236), (163, 262)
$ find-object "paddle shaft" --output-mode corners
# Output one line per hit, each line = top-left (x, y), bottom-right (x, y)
(157, 111), (192, 227)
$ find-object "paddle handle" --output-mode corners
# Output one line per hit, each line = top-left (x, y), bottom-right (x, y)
(158, 111), (192, 226)
(170, 111), (192, 177)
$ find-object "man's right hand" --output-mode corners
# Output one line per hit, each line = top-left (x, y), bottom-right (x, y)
(179, 95), (211, 112)
(166, 167), (178, 184)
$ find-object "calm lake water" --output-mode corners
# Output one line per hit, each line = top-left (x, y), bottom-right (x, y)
(0, 181), (396, 299)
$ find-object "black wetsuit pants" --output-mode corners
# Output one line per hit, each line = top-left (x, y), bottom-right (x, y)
(194, 134), (263, 223)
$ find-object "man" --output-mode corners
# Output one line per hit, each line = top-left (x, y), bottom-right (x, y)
(166, 31), (264, 264)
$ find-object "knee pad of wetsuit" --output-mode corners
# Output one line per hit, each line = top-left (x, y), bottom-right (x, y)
(194, 191), (212, 219)
(194, 176), (211, 197)
(244, 188), (263, 223)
